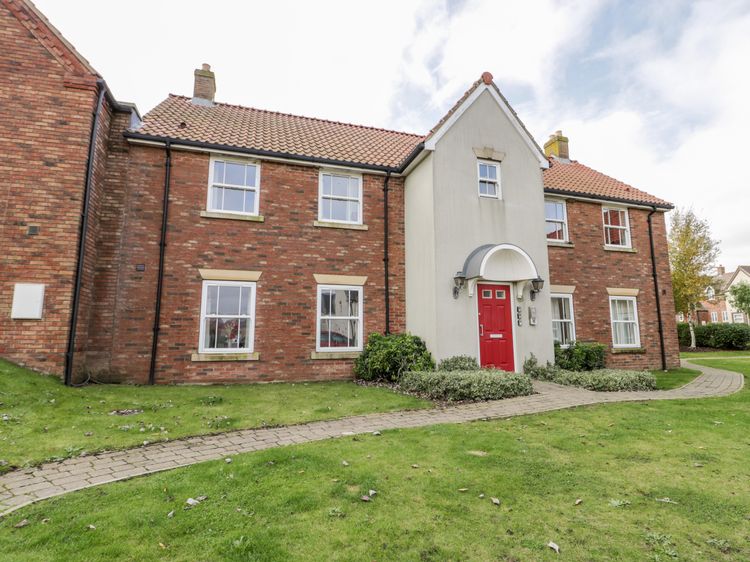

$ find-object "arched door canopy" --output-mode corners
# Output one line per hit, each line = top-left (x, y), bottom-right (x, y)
(459, 243), (540, 297)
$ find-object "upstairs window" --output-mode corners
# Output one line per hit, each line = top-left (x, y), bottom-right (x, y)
(477, 160), (500, 198)
(602, 207), (631, 248)
(545, 199), (568, 241)
(319, 171), (362, 224)
(705, 286), (716, 300)
(208, 158), (260, 215)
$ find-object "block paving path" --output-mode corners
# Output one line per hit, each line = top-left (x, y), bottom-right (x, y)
(0, 359), (743, 517)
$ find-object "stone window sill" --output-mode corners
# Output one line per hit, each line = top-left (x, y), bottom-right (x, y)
(191, 352), (260, 362)
(603, 245), (637, 253)
(200, 211), (265, 222)
(611, 347), (646, 354)
(547, 240), (575, 248)
(313, 221), (368, 231)
(310, 351), (361, 360)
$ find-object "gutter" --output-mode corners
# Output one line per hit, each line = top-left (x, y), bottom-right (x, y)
(544, 188), (673, 211)
(647, 207), (668, 371)
(65, 79), (107, 386)
(383, 172), (391, 334)
(148, 141), (172, 385)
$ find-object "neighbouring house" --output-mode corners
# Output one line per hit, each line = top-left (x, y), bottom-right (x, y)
(691, 265), (750, 325)
(0, 0), (680, 384)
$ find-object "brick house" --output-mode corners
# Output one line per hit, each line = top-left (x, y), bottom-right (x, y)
(0, 0), (679, 384)
(691, 265), (750, 325)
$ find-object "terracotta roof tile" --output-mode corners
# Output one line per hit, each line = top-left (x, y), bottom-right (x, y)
(543, 158), (672, 208)
(133, 95), (424, 169)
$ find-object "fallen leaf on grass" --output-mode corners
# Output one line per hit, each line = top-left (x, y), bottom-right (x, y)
(655, 497), (678, 504)
(411, 464), (419, 469)
(368, 489), (377, 497)
(547, 541), (560, 554)
(574, 498), (583, 506)
(609, 499), (631, 508)
(13, 519), (29, 528)
(372, 431), (381, 436)
(87, 524), (96, 530)
(491, 497), (501, 506)
(167, 511), (174, 518)
(341, 460), (349, 467)
(479, 494), (485, 499)
(224, 458), (232, 464)
(458, 488), (469, 493)
(467, 450), (488, 457)
(360, 495), (372, 502)
(159, 543), (167, 549)
(693, 463), (704, 468)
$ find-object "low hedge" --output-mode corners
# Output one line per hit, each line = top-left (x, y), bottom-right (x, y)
(525, 355), (655, 391)
(554, 341), (606, 371)
(399, 370), (534, 402)
(676, 322), (750, 350)
(437, 355), (479, 372)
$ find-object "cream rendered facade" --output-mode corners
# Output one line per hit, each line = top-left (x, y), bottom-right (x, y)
(405, 86), (554, 369)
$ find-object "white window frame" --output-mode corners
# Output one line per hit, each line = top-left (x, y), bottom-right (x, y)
(733, 312), (744, 323)
(545, 198), (569, 242)
(722, 311), (729, 322)
(206, 156), (261, 216)
(602, 206), (632, 248)
(477, 159), (501, 199)
(318, 170), (363, 225)
(198, 280), (256, 354)
(609, 296), (641, 348)
(677, 312), (685, 322)
(550, 293), (576, 347)
(705, 286), (715, 300)
(316, 284), (364, 352)
(711, 311), (718, 322)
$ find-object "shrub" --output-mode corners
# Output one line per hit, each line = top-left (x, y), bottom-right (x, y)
(554, 341), (606, 371)
(354, 333), (434, 382)
(400, 370), (533, 401)
(677, 322), (750, 349)
(437, 355), (479, 372)
(527, 361), (656, 392)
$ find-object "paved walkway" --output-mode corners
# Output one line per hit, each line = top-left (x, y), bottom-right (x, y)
(0, 360), (743, 517)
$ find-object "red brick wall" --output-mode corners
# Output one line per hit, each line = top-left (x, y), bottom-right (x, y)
(547, 199), (680, 369)
(0, 3), (99, 374)
(87, 147), (405, 383)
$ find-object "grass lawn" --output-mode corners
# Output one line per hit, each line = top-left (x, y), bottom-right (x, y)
(651, 367), (702, 390)
(680, 350), (750, 359)
(0, 359), (431, 473)
(1, 362), (747, 560)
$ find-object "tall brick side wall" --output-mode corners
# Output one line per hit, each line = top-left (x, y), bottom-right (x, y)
(547, 200), (680, 370)
(86, 147), (406, 383)
(0, 4), (98, 374)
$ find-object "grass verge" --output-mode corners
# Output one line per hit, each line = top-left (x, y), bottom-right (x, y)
(0, 362), (747, 560)
(680, 350), (750, 359)
(0, 359), (431, 473)
(651, 367), (702, 390)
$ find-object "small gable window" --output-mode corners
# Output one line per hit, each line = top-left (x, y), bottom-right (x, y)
(602, 207), (631, 248)
(477, 160), (500, 198)
(208, 157), (260, 216)
(319, 171), (362, 224)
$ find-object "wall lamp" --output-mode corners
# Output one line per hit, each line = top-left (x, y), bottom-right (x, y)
(453, 272), (466, 299)
(530, 277), (545, 301)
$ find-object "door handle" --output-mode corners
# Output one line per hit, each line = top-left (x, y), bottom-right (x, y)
(479, 324), (484, 336)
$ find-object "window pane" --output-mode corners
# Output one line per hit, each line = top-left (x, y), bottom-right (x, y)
(479, 163), (488, 178)
(243, 190), (256, 214)
(553, 321), (572, 345)
(223, 188), (245, 212)
(322, 174), (332, 195)
(348, 177), (360, 198)
(204, 317), (218, 349)
(551, 297), (570, 320)
(613, 322), (636, 346)
(348, 201), (360, 222)
(611, 299), (634, 322)
(319, 319), (331, 347)
(330, 199), (348, 221)
(546, 222), (564, 240)
(240, 286), (251, 315)
(214, 318), (240, 348)
(328, 319), (353, 347)
(479, 181), (496, 196)
(213, 161), (225, 184)
(218, 286), (241, 315)
(206, 285), (218, 315)
(331, 175), (349, 197)
(486, 165), (497, 180)
(245, 165), (257, 187)
(347, 290), (359, 316)
(321, 198), (332, 220)
(238, 318), (250, 349)
(211, 186), (223, 210)
(606, 227), (623, 246)
(225, 162), (245, 185)
(321, 290), (332, 316)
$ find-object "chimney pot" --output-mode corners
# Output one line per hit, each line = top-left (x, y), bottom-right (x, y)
(481, 71), (493, 85)
(717, 265), (725, 276)
(544, 130), (569, 160)
(192, 64), (216, 105)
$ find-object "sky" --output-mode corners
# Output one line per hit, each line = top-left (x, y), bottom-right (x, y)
(35, 0), (750, 270)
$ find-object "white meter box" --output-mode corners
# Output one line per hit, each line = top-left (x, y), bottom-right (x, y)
(11, 283), (45, 319)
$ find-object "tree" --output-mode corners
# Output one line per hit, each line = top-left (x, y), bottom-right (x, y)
(668, 208), (720, 348)
(729, 282), (750, 322)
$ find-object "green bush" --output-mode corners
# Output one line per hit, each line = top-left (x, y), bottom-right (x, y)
(354, 333), (434, 382)
(554, 341), (606, 371)
(437, 355), (479, 371)
(677, 322), (750, 349)
(400, 370), (533, 402)
(525, 357), (656, 391)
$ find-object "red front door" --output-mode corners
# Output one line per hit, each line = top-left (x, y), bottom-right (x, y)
(477, 283), (514, 371)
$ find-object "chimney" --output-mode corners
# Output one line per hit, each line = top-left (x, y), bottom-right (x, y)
(716, 265), (725, 276)
(192, 63), (215, 105)
(544, 130), (569, 160)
